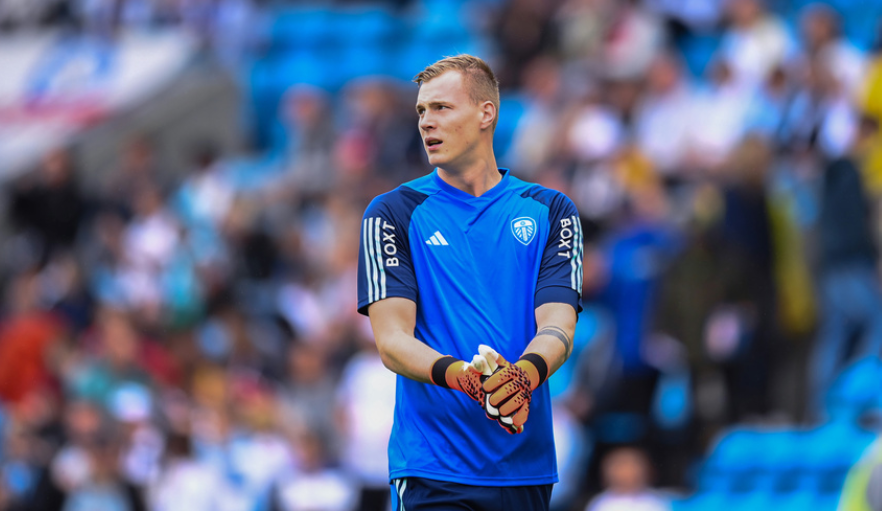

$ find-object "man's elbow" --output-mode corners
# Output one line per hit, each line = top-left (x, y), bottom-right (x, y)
(374, 337), (397, 372)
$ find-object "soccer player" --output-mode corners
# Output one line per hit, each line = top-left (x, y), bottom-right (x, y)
(357, 54), (583, 510)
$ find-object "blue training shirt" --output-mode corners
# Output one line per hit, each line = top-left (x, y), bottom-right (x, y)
(357, 168), (583, 487)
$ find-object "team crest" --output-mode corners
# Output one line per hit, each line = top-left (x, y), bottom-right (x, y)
(511, 217), (536, 245)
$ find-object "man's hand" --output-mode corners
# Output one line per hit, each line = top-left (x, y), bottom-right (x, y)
(477, 345), (545, 434)
(430, 355), (489, 404)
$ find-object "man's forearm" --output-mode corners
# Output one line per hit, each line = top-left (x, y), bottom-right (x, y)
(369, 297), (445, 384)
(376, 330), (445, 384)
(522, 302), (577, 378)
(522, 329), (570, 376)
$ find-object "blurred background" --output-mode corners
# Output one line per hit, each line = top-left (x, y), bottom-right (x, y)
(0, 0), (881, 510)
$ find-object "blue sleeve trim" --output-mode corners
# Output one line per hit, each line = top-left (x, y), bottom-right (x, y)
(535, 286), (581, 313)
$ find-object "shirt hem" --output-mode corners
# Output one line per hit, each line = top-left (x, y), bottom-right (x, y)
(535, 285), (581, 313)
(357, 293), (418, 316)
(389, 468), (559, 487)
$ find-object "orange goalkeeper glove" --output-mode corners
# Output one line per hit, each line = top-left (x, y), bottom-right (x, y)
(430, 354), (490, 404)
(478, 345), (548, 434)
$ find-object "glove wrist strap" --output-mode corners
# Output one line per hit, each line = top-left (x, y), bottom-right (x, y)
(518, 353), (549, 388)
(431, 355), (458, 389)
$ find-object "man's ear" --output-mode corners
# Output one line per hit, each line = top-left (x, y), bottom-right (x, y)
(480, 101), (497, 130)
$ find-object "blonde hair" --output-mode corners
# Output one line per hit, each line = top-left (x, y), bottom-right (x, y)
(413, 54), (500, 130)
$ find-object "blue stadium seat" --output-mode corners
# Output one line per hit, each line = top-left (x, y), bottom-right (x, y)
(772, 490), (840, 511)
(671, 491), (730, 511)
(270, 7), (335, 51)
(795, 422), (875, 494)
(825, 356), (882, 421)
(698, 428), (764, 492)
(341, 7), (403, 45)
(337, 45), (394, 86)
(697, 427), (813, 494)
(395, 41), (446, 80)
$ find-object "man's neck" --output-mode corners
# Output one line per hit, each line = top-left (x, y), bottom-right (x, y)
(437, 156), (501, 197)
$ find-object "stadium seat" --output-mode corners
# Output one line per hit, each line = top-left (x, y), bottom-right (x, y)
(269, 7), (335, 51)
(772, 490), (840, 511)
(824, 356), (882, 421)
(337, 45), (394, 86)
(671, 491), (730, 511)
(697, 428), (763, 492)
(341, 7), (403, 46)
(796, 421), (875, 494)
(697, 426), (814, 494)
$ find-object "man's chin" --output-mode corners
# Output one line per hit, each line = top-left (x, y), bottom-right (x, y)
(427, 155), (447, 167)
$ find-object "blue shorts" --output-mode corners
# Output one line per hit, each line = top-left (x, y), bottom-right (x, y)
(390, 477), (553, 511)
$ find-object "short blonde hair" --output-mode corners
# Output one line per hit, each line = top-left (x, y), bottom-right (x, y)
(413, 54), (500, 130)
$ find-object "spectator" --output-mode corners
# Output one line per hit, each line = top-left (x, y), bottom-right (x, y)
(119, 182), (183, 318)
(273, 429), (357, 511)
(554, 0), (614, 67)
(335, 332), (395, 511)
(64, 307), (156, 410)
(585, 447), (670, 511)
(275, 85), (336, 195)
(101, 135), (163, 219)
(61, 435), (146, 511)
(744, 65), (794, 147)
(689, 57), (753, 170)
(147, 432), (232, 511)
(504, 56), (568, 178)
(9, 147), (87, 265)
(810, 143), (882, 419)
(796, 3), (866, 101)
(0, 270), (67, 406)
(175, 143), (235, 229)
(709, 136), (780, 421)
(633, 51), (697, 178)
(49, 400), (145, 511)
(491, 0), (558, 90)
(598, 0), (666, 81)
(856, 38), (882, 197)
(719, 0), (793, 91)
(785, 52), (861, 160)
(277, 342), (339, 444)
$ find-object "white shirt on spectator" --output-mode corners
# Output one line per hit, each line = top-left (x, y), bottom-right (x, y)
(689, 81), (753, 167)
(336, 349), (396, 489)
(721, 14), (793, 90)
(634, 84), (696, 175)
(149, 459), (241, 511)
(276, 467), (357, 511)
(586, 492), (671, 511)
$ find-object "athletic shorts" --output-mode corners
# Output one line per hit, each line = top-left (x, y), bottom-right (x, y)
(390, 477), (553, 511)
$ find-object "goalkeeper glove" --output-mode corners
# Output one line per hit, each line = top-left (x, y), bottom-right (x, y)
(478, 345), (548, 434)
(430, 354), (490, 403)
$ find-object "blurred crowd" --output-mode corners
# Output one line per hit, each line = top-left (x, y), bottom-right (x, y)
(1, 0), (882, 510)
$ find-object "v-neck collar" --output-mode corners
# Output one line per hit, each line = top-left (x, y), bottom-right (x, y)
(432, 168), (511, 201)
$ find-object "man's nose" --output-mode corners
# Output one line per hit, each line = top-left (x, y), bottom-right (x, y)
(419, 113), (435, 131)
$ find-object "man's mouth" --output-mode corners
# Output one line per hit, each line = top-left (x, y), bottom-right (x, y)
(426, 138), (442, 150)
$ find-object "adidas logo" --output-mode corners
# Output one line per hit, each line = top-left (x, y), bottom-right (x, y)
(425, 231), (449, 246)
